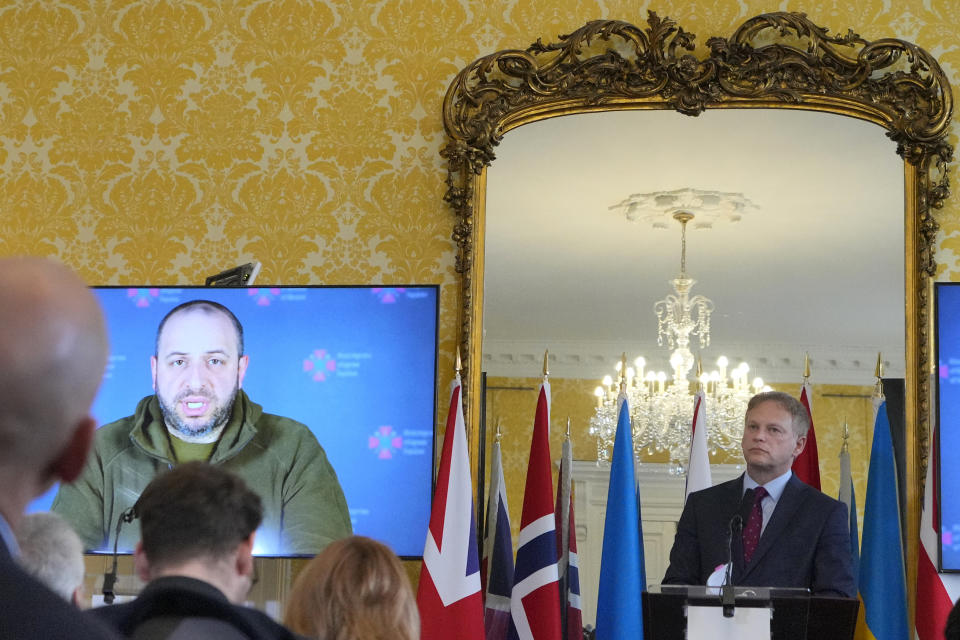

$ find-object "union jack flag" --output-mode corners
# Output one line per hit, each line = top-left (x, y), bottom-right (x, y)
(417, 376), (485, 640)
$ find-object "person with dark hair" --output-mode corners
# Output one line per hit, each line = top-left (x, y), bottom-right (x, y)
(946, 597), (960, 640)
(52, 299), (351, 555)
(0, 256), (119, 639)
(284, 535), (419, 640)
(662, 390), (855, 597)
(88, 462), (300, 639)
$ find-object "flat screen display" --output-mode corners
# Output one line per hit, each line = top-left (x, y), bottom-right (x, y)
(30, 285), (438, 558)
(935, 282), (960, 571)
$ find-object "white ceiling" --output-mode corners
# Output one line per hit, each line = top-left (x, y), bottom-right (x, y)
(481, 108), (905, 385)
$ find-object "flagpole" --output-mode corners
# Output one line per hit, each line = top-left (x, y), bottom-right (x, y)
(509, 349), (561, 640)
(793, 352), (821, 489)
(418, 349), (486, 640)
(858, 350), (909, 639)
(597, 352), (644, 640)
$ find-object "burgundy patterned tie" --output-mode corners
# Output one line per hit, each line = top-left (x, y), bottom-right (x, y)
(742, 486), (768, 564)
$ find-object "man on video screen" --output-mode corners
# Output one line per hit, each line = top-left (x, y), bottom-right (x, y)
(52, 299), (352, 555)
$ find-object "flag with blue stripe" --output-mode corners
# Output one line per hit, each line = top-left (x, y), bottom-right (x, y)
(556, 436), (582, 640)
(509, 381), (561, 640)
(483, 438), (514, 640)
(417, 376), (486, 640)
(838, 434), (860, 592)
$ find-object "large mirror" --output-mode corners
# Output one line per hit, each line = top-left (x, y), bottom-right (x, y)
(483, 108), (905, 387)
(442, 11), (951, 615)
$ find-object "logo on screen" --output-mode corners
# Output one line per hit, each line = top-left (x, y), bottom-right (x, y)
(127, 288), (160, 307)
(303, 348), (336, 382)
(368, 426), (403, 459)
(248, 287), (282, 306)
(945, 525), (960, 552)
(372, 288), (406, 304)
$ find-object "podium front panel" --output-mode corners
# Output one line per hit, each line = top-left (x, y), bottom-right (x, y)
(643, 589), (857, 640)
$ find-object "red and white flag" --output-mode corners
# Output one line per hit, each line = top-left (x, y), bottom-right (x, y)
(417, 375), (485, 640)
(509, 381), (562, 640)
(915, 422), (960, 639)
(684, 389), (712, 501)
(555, 435), (582, 640)
(792, 379), (821, 489)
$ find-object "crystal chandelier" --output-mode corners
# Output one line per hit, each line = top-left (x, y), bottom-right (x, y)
(589, 191), (769, 473)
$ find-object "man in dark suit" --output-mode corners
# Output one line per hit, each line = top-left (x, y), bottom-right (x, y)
(0, 257), (119, 639)
(88, 462), (300, 640)
(663, 390), (855, 597)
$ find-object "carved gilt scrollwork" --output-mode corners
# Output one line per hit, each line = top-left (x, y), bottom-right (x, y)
(442, 11), (952, 480)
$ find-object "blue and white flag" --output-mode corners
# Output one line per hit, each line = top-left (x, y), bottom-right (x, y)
(483, 437), (514, 640)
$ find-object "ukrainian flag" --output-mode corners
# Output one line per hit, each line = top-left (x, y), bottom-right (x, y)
(855, 399), (908, 640)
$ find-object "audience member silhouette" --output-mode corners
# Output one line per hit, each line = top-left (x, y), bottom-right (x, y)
(284, 535), (419, 640)
(88, 462), (300, 640)
(15, 511), (87, 607)
(0, 256), (117, 639)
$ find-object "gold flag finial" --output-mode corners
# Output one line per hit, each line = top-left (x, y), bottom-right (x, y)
(542, 349), (549, 379)
(696, 356), (704, 392)
(841, 418), (849, 454)
(495, 419), (502, 443)
(803, 352), (811, 380)
(874, 352), (884, 397)
(455, 348), (462, 375)
(565, 416), (571, 439)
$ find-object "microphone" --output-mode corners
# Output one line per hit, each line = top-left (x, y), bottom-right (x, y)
(722, 488), (755, 617)
(102, 503), (139, 605)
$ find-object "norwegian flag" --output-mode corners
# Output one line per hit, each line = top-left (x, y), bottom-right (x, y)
(509, 381), (562, 640)
(555, 435), (582, 640)
(482, 437), (514, 640)
(417, 376), (485, 640)
(792, 379), (821, 488)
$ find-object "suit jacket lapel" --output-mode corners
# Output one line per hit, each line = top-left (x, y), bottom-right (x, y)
(741, 474), (806, 580)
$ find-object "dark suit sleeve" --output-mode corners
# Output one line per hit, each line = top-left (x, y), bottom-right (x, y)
(811, 498), (856, 597)
(662, 494), (702, 585)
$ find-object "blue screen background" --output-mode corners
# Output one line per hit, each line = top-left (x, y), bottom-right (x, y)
(937, 283), (960, 570)
(29, 285), (437, 558)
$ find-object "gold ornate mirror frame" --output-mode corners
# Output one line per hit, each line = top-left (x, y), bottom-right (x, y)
(442, 11), (951, 609)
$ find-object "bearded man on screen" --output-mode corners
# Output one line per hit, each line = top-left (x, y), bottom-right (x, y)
(53, 299), (351, 555)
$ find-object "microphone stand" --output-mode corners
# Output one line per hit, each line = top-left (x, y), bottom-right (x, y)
(722, 488), (753, 618)
(721, 515), (742, 618)
(102, 506), (137, 605)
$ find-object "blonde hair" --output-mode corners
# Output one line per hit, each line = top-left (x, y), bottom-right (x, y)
(284, 536), (419, 640)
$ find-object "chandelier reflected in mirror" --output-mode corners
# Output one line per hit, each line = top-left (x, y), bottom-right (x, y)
(589, 190), (770, 473)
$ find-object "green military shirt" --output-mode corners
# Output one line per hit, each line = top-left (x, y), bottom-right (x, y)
(51, 390), (352, 555)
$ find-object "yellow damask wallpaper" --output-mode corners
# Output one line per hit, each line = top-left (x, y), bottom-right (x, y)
(3, 0), (957, 602)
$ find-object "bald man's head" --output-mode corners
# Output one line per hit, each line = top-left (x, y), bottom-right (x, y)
(0, 257), (107, 475)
